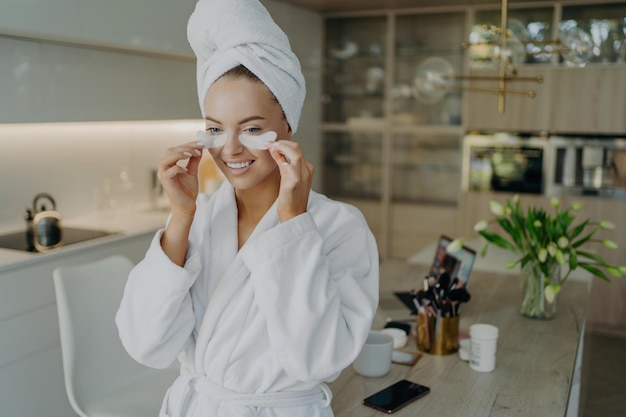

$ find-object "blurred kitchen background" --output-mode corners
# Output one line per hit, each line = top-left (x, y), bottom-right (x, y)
(1, 0), (625, 416)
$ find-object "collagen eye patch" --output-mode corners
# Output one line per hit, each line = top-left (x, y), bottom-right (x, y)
(196, 131), (277, 150)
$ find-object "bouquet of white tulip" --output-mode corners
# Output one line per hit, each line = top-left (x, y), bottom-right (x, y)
(452, 195), (625, 318)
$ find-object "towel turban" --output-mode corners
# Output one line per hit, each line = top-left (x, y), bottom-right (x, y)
(187, 0), (306, 133)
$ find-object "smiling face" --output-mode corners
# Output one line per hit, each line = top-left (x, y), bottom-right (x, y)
(204, 71), (291, 195)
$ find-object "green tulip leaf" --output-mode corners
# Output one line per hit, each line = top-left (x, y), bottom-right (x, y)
(478, 230), (515, 250)
(571, 230), (597, 249)
(568, 248), (578, 270)
(577, 250), (610, 267)
(579, 262), (611, 282)
(569, 220), (589, 241)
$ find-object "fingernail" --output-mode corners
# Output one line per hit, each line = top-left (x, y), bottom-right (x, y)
(197, 141), (205, 147)
(183, 151), (192, 157)
(180, 166), (188, 172)
(194, 149), (202, 156)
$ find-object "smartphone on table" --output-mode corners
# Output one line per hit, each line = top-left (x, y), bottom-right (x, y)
(362, 379), (430, 414)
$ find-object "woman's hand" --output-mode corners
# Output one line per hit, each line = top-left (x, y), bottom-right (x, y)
(158, 141), (203, 266)
(158, 141), (204, 217)
(268, 141), (314, 223)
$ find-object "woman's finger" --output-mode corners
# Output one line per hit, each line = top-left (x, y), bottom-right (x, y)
(160, 143), (204, 168)
(268, 140), (303, 166)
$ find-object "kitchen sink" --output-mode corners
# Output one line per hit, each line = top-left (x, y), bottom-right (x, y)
(0, 227), (117, 253)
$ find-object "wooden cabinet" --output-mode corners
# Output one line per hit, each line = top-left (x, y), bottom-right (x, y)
(550, 66), (626, 134)
(465, 2), (626, 134)
(0, 232), (154, 417)
(466, 65), (626, 134)
(465, 66), (553, 133)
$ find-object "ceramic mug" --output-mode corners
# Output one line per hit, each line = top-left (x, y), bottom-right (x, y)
(352, 330), (394, 377)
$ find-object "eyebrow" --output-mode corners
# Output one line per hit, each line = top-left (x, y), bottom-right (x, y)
(205, 115), (266, 124)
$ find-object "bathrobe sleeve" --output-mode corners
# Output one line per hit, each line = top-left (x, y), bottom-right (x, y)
(115, 229), (203, 369)
(239, 199), (379, 382)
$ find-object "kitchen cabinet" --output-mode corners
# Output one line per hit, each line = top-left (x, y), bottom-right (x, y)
(466, 2), (626, 134)
(0, 0), (196, 55)
(320, 2), (626, 259)
(467, 65), (626, 134)
(0, 231), (155, 417)
(0, 36), (199, 123)
(321, 11), (466, 259)
(465, 66), (553, 133)
(550, 66), (626, 134)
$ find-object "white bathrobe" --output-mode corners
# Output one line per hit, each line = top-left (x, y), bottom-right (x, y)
(116, 182), (379, 417)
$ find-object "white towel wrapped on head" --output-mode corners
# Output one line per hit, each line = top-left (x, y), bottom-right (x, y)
(187, 0), (306, 133)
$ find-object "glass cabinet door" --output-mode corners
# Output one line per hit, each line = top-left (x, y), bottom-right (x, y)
(562, 3), (626, 64)
(322, 16), (387, 124)
(322, 131), (382, 200)
(393, 12), (465, 126)
(473, 7), (555, 65)
(391, 131), (461, 204)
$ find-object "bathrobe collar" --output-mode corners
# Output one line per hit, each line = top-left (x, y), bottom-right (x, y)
(194, 182), (280, 370)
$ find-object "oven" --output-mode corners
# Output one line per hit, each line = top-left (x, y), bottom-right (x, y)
(461, 133), (549, 194)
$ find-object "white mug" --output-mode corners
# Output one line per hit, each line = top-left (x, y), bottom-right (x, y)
(469, 323), (499, 372)
(353, 330), (394, 377)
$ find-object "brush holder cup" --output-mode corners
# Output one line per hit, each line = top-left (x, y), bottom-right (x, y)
(417, 314), (459, 355)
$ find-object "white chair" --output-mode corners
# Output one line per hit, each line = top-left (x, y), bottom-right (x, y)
(53, 255), (178, 417)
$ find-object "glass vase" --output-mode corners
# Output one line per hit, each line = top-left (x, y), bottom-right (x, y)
(520, 261), (560, 319)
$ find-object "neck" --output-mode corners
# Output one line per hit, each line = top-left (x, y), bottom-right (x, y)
(235, 177), (280, 225)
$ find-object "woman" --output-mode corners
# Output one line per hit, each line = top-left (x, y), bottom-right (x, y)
(116, 1), (379, 416)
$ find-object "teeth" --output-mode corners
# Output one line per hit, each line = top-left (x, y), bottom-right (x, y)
(226, 161), (252, 169)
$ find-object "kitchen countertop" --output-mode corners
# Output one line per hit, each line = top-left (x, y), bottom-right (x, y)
(0, 206), (169, 272)
(331, 259), (589, 417)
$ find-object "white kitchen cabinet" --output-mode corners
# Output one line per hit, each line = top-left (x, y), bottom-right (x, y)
(0, 231), (155, 417)
(0, 0), (196, 55)
(0, 36), (199, 123)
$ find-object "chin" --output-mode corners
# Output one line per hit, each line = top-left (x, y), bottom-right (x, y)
(228, 171), (280, 193)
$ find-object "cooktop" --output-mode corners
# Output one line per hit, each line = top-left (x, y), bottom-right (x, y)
(0, 227), (117, 253)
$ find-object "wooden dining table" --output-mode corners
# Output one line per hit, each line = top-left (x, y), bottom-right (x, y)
(328, 260), (590, 417)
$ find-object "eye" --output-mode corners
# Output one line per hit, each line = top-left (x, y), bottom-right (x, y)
(243, 126), (261, 135)
(206, 126), (223, 135)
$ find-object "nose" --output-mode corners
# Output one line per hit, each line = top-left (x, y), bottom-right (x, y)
(221, 131), (244, 155)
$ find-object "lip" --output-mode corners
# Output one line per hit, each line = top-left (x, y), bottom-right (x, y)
(223, 159), (254, 175)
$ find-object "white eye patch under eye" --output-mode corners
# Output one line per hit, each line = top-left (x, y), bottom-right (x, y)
(196, 131), (277, 150)
(239, 131), (278, 150)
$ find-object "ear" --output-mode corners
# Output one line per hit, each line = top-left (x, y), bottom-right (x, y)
(283, 121), (293, 141)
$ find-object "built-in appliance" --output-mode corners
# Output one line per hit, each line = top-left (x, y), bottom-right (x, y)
(547, 135), (626, 199)
(462, 133), (549, 194)
(0, 227), (116, 253)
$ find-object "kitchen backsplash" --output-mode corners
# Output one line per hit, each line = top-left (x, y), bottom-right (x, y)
(0, 120), (204, 232)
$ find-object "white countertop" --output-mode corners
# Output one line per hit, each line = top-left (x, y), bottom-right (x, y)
(0, 206), (169, 272)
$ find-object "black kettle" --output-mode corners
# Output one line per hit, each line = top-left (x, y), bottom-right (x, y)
(24, 193), (63, 252)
